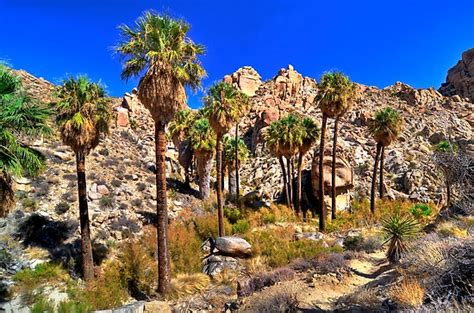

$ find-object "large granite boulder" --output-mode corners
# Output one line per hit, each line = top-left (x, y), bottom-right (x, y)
(311, 150), (353, 195)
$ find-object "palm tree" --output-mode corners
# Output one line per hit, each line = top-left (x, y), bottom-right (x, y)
(205, 82), (241, 237)
(297, 117), (320, 219)
(169, 109), (196, 186)
(0, 65), (50, 217)
(223, 135), (249, 199)
(368, 108), (403, 214)
(55, 76), (111, 282)
(315, 72), (356, 228)
(115, 11), (205, 293)
(189, 117), (215, 199)
(232, 93), (249, 201)
(382, 214), (419, 264)
(265, 114), (304, 210)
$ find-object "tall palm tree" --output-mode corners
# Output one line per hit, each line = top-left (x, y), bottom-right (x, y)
(0, 65), (50, 217)
(315, 72), (356, 228)
(189, 116), (215, 199)
(115, 11), (206, 294)
(55, 76), (111, 282)
(223, 135), (249, 199)
(265, 114), (304, 210)
(368, 107), (402, 214)
(205, 82), (241, 237)
(297, 117), (320, 219)
(232, 93), (249, 201)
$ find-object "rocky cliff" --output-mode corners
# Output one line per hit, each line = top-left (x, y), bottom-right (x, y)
(439, 48), (474, 102)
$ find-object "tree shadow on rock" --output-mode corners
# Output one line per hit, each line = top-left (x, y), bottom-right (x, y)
(167, 177), (200, 198)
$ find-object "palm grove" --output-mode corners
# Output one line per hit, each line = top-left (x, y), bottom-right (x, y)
(0, 11), (417, 295)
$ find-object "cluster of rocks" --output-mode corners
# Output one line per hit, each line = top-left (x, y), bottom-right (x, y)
(13, 69), (55, 103)
(439, 48), (474, 102)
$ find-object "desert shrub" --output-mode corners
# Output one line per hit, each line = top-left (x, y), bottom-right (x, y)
(244, 288), (299, 313)
(13, 262), (69, 293)
(312, 252), (349, 275)
(337, 287), (381, 311)
(57, 300), (90, 313)
(390, 278), (425, 309)
(31, 296), (56, 313)
(437, 221), (468, 238)
(237, 267), (295, 297)
(243, 204), (296, 228)
(168, 222), (202, 274)
(168, 273), (210, 299)
(232, 219), (250, 234)
(193, 213), (232, 241)
(262, 212), (276, 224)
(343, 234), (382, 253)
(410, 203), (432, 219)
(99, 196), (114, 209)
(224, 207), (241, 224)
(55, 201), (70, 215)
(118, 239), (157, 298)
(22, 198), (39, 211)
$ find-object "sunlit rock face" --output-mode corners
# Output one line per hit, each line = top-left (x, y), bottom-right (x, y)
(439, 48), (474, 103)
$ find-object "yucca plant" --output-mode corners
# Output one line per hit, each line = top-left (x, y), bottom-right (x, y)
(0, 65), (51, 218)
(433, 140), (458, 207)
(115, 11), (206, 293)
(368, 107), (403, 214)
(382, 214), (419, 264)
(315, 72), (356, 230)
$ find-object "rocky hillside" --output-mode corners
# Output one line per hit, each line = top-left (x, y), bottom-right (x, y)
(440, 48), (474, 102)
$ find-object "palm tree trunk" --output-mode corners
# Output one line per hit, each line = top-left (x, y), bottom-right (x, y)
(196, 154), (212, 199)
(155, 121), (171, 294)
(216, 135), (225, 237)
(370, 143), (382, 214)
(296, 153), (303, 216)
(278, 156), (291, 208)
(446, 178), (451, 207)
(76, 151), (94, 282)
(331, 115), (340, 220)
(287, 156), (293, 209)
(235, 125), (241, 202)
(319, 114), (328, 232)
(379, 145), (385, 199)
(228, 165), (236, 197)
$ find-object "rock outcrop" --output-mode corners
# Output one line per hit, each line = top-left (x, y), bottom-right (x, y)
(14, 69), (55, 103)
(439, 48), (474, 102)
(224, 66), (262, 97)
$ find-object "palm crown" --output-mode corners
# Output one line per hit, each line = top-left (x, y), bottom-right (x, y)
(0, 65), (50, 177)
(168, 108), (196, 145)
(55, 76), (111, 154)
(115, 11), (206, 123)
(223, 135), (249, 165)
(316, 72), (356, 118)
(368, 107), (403, 146)
(265, 113), (305, 158)
(189, 117), (216, 154)
(205, 82), (247, 136)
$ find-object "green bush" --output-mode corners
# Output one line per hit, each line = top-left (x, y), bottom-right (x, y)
(55, 201), (70, 215)
(232, 219), (250, 234)
(31, 296), (56, 313)
(224, 207), (241, 224)
(14, 263), (68, 293)
(193, 214), (232, 241)
(22, 198), (38, 211)
(262, 213), (276, 224)
(410, 204), (432, 219)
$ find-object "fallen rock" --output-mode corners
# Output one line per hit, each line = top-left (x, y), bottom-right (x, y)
(213, 236), (252, 258)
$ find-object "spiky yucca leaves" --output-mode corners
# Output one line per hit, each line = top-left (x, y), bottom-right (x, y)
(368, 107), (403, 147)
(382, 214), (419, 264)
(55, 76), (111, 154)
(0, 65), (51, 217)
(115, 11), (206, 294)
(189, 117), (215, 199)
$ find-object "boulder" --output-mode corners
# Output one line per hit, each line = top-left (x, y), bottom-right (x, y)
(439, 48), (474, 102)
(213, 236), (252, 258)
(202, 255), (239, 276)
(144, 301), (171, 313)
(116, 107), (129, 127)
(311, 150), (353, 195)
(224, 66), (262, 96)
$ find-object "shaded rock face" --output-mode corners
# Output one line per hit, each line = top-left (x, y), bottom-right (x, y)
(439, 48), (474, 102)
(311, 150), (353, 195)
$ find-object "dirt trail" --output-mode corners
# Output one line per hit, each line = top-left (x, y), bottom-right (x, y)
(242, 251), (392, 312)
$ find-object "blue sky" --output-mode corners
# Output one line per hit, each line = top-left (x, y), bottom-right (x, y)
(1, 0), (473, 108)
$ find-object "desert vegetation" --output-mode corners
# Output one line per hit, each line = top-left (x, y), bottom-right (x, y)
(0, 9), (472, 313)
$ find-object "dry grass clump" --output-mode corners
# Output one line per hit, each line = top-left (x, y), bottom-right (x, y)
(168, 273), (211, 299)
(243, 288), (299, 313)
(237, 267), (296, 297)
(437, 221), (468, 238)
(390, 278), (425, 308)
(336, 287), (381, 311)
